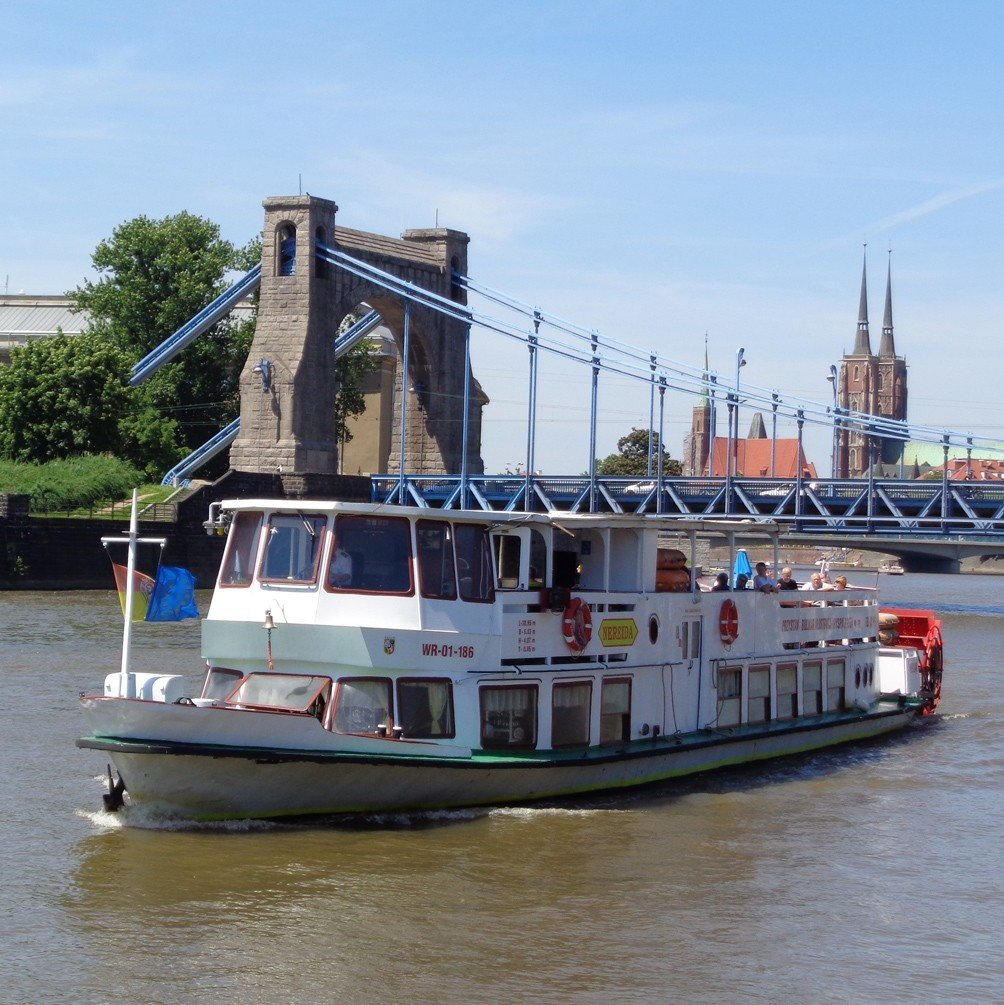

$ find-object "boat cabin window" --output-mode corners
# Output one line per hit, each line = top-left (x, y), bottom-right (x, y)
(748, 665), (771, 724)
(803, 662), (823, 715)
(201, 666), (244, 700)
(333, 677), (392, 733)
(397, 678), (455, 738)
(219, 511), (264, 587)
(717, 667), (742, 727)
(259, 513), (327, 584)
(600, 678), (631, 744)
(826, 659), (846, 711)
(327, 515), (414, 595)
(456, 523), (495, 603)
(776, 663), (798, 720)
(228, 673), (331, 714)
(495, 534), (521, 589)
(416, 520), (458, 600)
(493, 529), (547, 590)
(551, 681), (592, 748)
(480, 685), (537, 749)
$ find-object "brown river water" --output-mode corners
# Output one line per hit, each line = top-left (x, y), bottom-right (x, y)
(1, 573), (1001, 1004)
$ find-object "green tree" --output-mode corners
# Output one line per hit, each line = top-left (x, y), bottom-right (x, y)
(70, 212), (252, 460)
(0, 333), (182, 477)
(596, 427), (682, 477)
(0, 333), (128, 461)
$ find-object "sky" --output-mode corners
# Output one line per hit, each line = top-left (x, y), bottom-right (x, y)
(3, 0), (1004, 475)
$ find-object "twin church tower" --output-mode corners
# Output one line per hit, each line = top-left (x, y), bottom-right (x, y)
(683, 251), (908, 479)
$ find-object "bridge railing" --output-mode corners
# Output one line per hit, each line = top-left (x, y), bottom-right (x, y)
(370, 473), (1004, 536)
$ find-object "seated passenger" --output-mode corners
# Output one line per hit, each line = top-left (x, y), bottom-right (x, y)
(711, 572), (730, 592)
(735, 573), (749, 590)
(330, 547), (353, 587)
(753, 562), (777, 593)
(833, 575), (848, 590)
(801, 572), (832, 591)
(777, 567), (799, 591)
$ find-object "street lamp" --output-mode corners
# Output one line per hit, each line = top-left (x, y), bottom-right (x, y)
(708, 373), (718, 477)
(826, 364), (838, 478)
(732, 347), (746, 478)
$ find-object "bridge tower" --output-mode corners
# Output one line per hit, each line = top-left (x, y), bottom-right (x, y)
(836, 251), (907, 477)
(229, 195), (486, 493)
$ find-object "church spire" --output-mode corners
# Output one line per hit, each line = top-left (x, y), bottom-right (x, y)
(853, 246), (872, 355)
(879, 251), (895, 357)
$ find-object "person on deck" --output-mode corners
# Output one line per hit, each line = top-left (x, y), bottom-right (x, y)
(711, 572), (730, 592)
(752, 562), (777, 593)
(777, 567), (799, 591)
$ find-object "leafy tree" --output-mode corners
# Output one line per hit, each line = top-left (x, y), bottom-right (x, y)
(69, 213), (252, 460)
(0, 332), (182, 477)
(596, 427), (682, 477)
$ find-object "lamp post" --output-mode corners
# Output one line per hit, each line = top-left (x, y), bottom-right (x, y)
(770, 391), (779, 477)
(826, 364), (838, 478)
(733, 347), (746, 478)
(708, 373), (718, 477)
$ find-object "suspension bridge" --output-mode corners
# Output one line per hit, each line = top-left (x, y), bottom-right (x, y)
(130, 195), (1003, 572)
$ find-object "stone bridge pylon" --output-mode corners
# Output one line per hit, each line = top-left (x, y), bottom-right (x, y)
(229, 194), (486, 492)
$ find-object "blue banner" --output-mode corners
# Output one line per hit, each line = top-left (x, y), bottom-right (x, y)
(145, 566), (199, 622)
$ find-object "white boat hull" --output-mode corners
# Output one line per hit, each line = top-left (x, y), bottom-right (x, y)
(82, 705), (913, 820)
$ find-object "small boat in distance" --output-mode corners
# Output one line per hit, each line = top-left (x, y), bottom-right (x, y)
(78, 499), (943, 821)
(879, 562), (906, 575)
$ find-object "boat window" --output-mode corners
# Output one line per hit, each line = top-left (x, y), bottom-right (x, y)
(717, 667), (742, 728)
(776, 663), (798, 720)
(219, 511), (264, 587)
(228, 673), (331, 713)
(803, 662), (823, 715)
(397, 678), (455, 738)
(327, 515), (414, 595)
(748, 665), (771, 724)
(600, 677), (631, 744)
(333, 677), (392, 733)
(416, 520), (457, 600)
(496, 534), (521, 589)
(258, 513), (327, 584)
(201, 667), (244, 700)
(456, 523), (495, 603)
(551, 681), (592, 748)
(480, 685), (538, 749)
(826, 659), (846, 711)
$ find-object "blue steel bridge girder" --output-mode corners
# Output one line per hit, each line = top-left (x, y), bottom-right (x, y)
(371, 474), (1004, 560)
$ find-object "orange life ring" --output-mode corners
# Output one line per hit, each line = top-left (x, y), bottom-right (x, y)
(719, 598), (739, 645)
(562, 598), (593, 652)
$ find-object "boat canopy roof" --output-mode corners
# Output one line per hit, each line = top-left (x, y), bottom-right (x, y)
(219, 499), (782, 540)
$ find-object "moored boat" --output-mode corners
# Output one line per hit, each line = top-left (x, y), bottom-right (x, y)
(78, 500), (943, 821)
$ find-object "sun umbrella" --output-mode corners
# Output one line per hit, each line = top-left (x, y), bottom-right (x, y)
(733, 548), (753, 589)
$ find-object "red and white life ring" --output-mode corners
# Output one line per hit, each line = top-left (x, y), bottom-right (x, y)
(562, 598), (593, 652)
(719, 598), (739, 645)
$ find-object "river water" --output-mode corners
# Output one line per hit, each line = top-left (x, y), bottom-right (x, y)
(1, 574), (1000, 1005)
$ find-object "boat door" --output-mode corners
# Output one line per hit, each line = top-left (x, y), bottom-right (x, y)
(679, 612), (704, 734)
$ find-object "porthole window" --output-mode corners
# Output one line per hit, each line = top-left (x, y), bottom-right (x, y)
(648, 614), (659, 644)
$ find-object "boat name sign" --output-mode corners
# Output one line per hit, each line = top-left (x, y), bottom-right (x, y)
(598, 618), (638, 647)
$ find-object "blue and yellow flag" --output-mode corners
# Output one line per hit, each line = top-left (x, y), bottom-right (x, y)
(112, 563), (198, 621)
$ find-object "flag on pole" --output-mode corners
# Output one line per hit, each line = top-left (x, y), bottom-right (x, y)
(146, 565), (199, 622)
(112, 563), (157, 621)
(111, 563), (198, 621)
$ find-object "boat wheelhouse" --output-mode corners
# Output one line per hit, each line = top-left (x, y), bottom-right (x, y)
(78, 500), (942, 820)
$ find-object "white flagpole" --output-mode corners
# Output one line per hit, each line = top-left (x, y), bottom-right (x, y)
(118, 488), (140, 696)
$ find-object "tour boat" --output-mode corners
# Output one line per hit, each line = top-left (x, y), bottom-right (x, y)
(77, 499), (944, 821)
